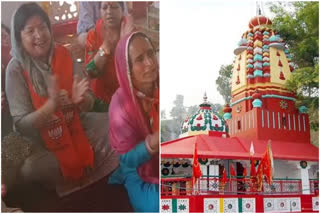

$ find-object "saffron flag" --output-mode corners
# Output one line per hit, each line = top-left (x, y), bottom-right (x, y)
(262, 141), (274, 185)
(192, 142), (202, 186)
(243, 167), (247, 178)
(230, 164), (236, 178)
(256, 160), (264, 191)
(249, 141), (257, 189)
(268, 140), (274, 175)
(221, 168), (227, 187)
(250, 158), (256, 177)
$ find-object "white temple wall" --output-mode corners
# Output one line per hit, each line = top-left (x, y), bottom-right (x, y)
(273, 160), (300, 179)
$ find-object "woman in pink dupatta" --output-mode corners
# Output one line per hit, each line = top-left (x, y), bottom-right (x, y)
(108, 31), (159, 212)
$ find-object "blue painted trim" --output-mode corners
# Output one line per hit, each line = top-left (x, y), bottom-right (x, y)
(230, 96), (252, 107)
(261, 94), (296, 101)
(231, 94), (296, 106)
(254, 70), (263, 77)
(252, 98), (262, 108)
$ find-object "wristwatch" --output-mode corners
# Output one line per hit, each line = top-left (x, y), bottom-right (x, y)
(98, 47), (106, 57)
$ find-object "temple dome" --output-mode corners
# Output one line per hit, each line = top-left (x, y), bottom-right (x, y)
(180, 93), (226, 137)
(248, 15), (272, 28)
(231, 13), (296, 109)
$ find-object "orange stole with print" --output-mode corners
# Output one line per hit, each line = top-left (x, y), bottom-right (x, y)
(85, 19), (119, 104)
(23, 45), (94, 180)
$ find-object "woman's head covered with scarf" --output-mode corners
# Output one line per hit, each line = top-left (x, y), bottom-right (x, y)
(109, 32), (159, 184)
(11, 3), (54, 96)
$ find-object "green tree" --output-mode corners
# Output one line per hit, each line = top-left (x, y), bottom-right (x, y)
(168, 95), (187, 139)
(161, 110), (167, 120)
(170, 95), (187, 121)
(215, 64), (233, 104)
(269, 2), (319, 146)
(210, 103), (223, 114)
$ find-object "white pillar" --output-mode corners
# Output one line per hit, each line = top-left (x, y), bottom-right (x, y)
(297, 164), (311, 194)
(209, 165), (220, 191)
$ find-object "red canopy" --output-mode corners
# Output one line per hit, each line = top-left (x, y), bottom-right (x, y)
(161, 135), (319, 161)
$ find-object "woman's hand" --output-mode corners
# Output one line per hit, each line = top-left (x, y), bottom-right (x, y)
(72, 75), (90, 105)
(120, 15), (135, 39)
(146, 131), (159, 155)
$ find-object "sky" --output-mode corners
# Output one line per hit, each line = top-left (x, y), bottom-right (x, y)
(160, 0), (275, 116)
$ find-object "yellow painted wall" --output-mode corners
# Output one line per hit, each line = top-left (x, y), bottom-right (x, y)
(179, 131), (209, 138)
(231, 51), (247, 93)
(270, 47), (292, 84)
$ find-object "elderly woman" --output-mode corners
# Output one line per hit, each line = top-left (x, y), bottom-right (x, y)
(108, 32), (159, 212)
(5, 3), (118, 196)
(85, 2), (134, 108)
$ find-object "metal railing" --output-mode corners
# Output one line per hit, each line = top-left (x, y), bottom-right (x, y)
(161, 176), (319, 196)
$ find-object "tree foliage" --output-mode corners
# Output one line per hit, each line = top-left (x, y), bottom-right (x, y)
(215, 64), (233, 104)
(170, 95), (187, 122)
(269, 2), (319, 133)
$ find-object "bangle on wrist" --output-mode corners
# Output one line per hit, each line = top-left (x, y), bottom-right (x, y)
(86, 60), (98, 76)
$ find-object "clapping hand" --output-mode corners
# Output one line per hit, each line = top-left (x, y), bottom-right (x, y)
(72, 75), (90, 105)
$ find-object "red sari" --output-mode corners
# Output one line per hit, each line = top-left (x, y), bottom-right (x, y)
(85, 19), (119, 104)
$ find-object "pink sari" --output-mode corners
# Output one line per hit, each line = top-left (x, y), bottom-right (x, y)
(108, 32), (159, 184)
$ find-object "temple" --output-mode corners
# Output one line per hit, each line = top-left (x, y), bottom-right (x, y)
(160, 14), (319, 213)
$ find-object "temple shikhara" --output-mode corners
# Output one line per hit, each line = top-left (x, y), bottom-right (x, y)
(160, 13), (319, 213)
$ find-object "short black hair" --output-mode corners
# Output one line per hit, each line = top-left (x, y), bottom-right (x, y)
(14, 3), (51, 43)
(100, 2), (125, 10)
